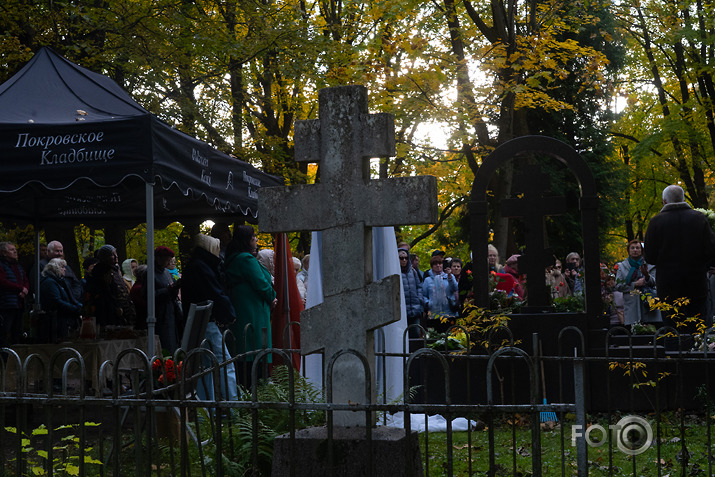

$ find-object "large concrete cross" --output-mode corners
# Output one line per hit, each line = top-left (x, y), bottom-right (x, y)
(260, 85), (437, 426)
(501, 164), (566, 308)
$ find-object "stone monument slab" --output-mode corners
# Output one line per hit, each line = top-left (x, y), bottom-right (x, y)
(271, 426), (423, 477)
(259, 85), (437, 427)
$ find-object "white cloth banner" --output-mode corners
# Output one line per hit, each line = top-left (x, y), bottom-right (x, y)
(303, 227), (407, 403)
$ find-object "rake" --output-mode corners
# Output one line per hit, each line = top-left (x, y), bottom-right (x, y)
(539, 341), (558, 423)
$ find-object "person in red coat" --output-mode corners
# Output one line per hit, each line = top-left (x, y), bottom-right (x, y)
(500, 255), (525, 299)
(0, 242), (29, 346)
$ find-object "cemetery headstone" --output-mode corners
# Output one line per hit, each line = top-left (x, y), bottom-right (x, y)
(263, 85), (435, 477)
(500, 164), (567, 308)
(470, 136), (600, 317)
(260, 85), (437, 426)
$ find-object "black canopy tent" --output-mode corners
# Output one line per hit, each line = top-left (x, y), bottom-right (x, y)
(0, 47), (283, 357)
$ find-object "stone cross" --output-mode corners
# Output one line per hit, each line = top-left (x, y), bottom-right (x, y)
(260, 85), (437, 426)
(500, 164), (566, 308)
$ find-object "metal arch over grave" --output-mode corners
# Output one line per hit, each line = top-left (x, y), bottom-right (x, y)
(260, 85), (437, 431)
(469, 136), (601, 335)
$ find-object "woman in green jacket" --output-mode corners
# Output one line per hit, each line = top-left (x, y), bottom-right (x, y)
(225, 226), (276, 383)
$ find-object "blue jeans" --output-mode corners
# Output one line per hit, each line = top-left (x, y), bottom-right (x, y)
(196, 322), (238, 401)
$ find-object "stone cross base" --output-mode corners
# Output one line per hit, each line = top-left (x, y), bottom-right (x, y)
(271, 426), (423, 477)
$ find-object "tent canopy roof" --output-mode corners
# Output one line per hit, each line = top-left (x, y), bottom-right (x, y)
(0, 47), (282, 224)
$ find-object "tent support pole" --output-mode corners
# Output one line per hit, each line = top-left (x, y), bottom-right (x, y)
(33, 225), (41, 308)
(146, 183), (156, 359)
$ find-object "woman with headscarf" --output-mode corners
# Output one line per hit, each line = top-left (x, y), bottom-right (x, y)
(84, 261), (113, 329)
(256, 249), (275, 284)
(40, 258), (81, 342)
(292, 256), (307, 304)
(92, 244), (136, 326)
(225, 225), (277, 384)
(121, 258), (138, 293)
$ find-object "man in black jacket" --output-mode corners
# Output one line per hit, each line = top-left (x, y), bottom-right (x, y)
(644, 185), (715, 331)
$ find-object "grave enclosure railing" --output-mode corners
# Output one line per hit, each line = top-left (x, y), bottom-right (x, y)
(0, 327), (713, 477)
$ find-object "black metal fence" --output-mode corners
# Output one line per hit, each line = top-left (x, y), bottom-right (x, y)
(0, 327), (713, 476)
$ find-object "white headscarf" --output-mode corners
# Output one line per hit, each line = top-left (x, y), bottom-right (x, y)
(121, 258), (137, 285)
(257, 249), (275, 277)
(194, 233), (221, 257)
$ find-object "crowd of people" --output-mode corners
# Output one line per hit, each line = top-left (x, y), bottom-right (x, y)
(0, 224), (310, 383)
(399, 244), (471, 335)
(0, 184), (711, 361)
(398, 241), (590, 333)
(399, 185), (715, 338)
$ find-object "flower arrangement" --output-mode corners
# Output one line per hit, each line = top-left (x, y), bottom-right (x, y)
(152, 358), (183, 397)
(693, 333), (715, 352)
(631, 323), (657, 335)
(694, 208), (715, 231)
(552, 295), (585, 313)
(426, 329), (466, 352)
(488, 272), (524, 312)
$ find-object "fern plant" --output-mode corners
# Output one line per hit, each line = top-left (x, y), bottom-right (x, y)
(189, 365), (325, 476)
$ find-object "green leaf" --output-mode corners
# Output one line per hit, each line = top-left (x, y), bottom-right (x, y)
(30, 466), (45, 476)
(65, 463), (80, 476)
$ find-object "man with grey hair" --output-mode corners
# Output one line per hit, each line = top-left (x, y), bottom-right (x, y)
(644, 184), (715, 332)
(44, 241), (84, 303)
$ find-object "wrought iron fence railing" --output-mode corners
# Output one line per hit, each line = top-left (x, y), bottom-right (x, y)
(0, 329), (712, 476)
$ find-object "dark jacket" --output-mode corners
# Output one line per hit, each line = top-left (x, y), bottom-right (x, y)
(33, 258), (82, 301)
(644, 202), (715, 301)
(153, 266), (177, 325)
(84, 268), (121, 327)
(112, 268), (136, 325)
(181, 246), (236, 326)
(40, 274), (81, 340)
(129, 281), (147, 329)
(401, 264), (424, 318)
(0, 258), (29, 309)
(62, 264), (84, 303)
(40, 274), (80, 316)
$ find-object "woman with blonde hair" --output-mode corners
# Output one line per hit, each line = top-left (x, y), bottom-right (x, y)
(487, 244), (504, 273)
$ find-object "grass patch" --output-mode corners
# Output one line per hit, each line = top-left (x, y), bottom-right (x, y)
(418, 412), (714, 476)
